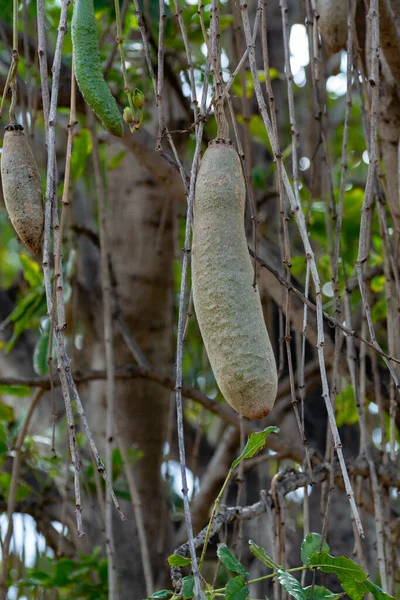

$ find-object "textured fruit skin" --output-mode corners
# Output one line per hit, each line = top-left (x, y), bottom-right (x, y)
(192, 139), (277, 419)
(1, 126), (44, 254)
(317, 0), (348, 54)
(72, 0), (123, 137)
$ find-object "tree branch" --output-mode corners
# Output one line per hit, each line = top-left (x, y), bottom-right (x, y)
(171, 456), (400, 590)
(0, 365), (305, 462)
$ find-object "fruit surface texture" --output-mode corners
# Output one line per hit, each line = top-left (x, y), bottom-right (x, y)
(72, 0), (123, 137)
(317, 0), (348, 54)
(1, 127), (44, 254)
(192, 139), (278, 419)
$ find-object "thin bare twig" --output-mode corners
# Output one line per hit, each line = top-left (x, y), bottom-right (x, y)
(89, 111), (119, 600)
(355, 2), (400, 462)
(103, 0), (130, 76)
(173, 74), (209, 600)
(279, 0), (313, 482)
(239, 0), (363, 536)
(170, 0), (199, 129)
(118, 438), (154, 596)
(320, 0), (355, 541)
(48, 52), (77, 459)
(156, 0), (166, 148)
(37, 0), (124, 534)
(344, 283), (388, 589)
(38, 0), (84, 537)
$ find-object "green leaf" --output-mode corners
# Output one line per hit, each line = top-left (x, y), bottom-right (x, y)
(0, 424), (8, 455)
(371, 298), (387, 323)
(336, 386), (358, 428)
(0, 401), (14, 422)
(231, 427), (279, 470)
(21, 572), (51, 587)
(113, 488), (131, 501)
(149, 591), (173, 599)
(167, 554), (191, 567)
(291, 255), (307, 278)
(225, 576), (248, 600)
(370, 275), (385, 293)
(71, 128), (92, 182)
(277, 570), (306, 600)
(20, 254), (42, 288)
(269, 67), (280, 80)
(54, 559), (75, 585)
(108, 150), (127, 170)
(33, 318), (51, 375)
(15, 482), (33, 502)
(217, 545), (249, 578)
(25, 571), (50, 582)
(2, 289), (41, 327)
(205, 582), (215, 600)
(340, 580), (366, 600)
(98, 559), (108, 584)
(308, 552), (368, 599)
(0, 473), (12, 499)
(362, 581), (395, 600)
(219, 15), (233, 31)
(127, 445), (144, 466)
(4, 290), (46, 352)
(238, 114), (271, 148)
(182, 575), (194, 599)
(309, 552), (366, 582)
(0, 384), (31, 398)
(77, 546), (102, 564)
(304, 585), (342, 599)
(301, 534), (330, 565)
(251, 164), (269, 189)
(249, 540), (279, 570)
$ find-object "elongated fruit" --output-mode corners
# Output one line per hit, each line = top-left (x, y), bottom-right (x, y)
(192, 139), (277, 419)
(72, 0), (123, 137)
(316, 0), (347, 54)
(1, 125), (44, 254)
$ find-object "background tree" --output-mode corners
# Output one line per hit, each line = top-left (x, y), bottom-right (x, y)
(0, 1), (399, 599)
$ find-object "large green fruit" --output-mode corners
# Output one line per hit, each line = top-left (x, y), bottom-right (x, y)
(192, 139), (277, 419)
(72, 0), (123, 137)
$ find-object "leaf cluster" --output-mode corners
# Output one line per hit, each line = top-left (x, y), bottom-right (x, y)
(152, 429), (394, 600)
(15, 547), (108, 599)
(158, 534), (393, 600)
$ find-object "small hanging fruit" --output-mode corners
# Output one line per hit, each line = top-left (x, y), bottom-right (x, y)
(316, 0), (348, 55)
(1, 124), (44, 254)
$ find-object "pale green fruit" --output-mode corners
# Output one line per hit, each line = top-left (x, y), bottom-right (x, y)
(192, 139), (278, 419)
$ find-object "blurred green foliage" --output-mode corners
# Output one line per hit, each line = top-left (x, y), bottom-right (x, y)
(16, 547), (108, 599)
